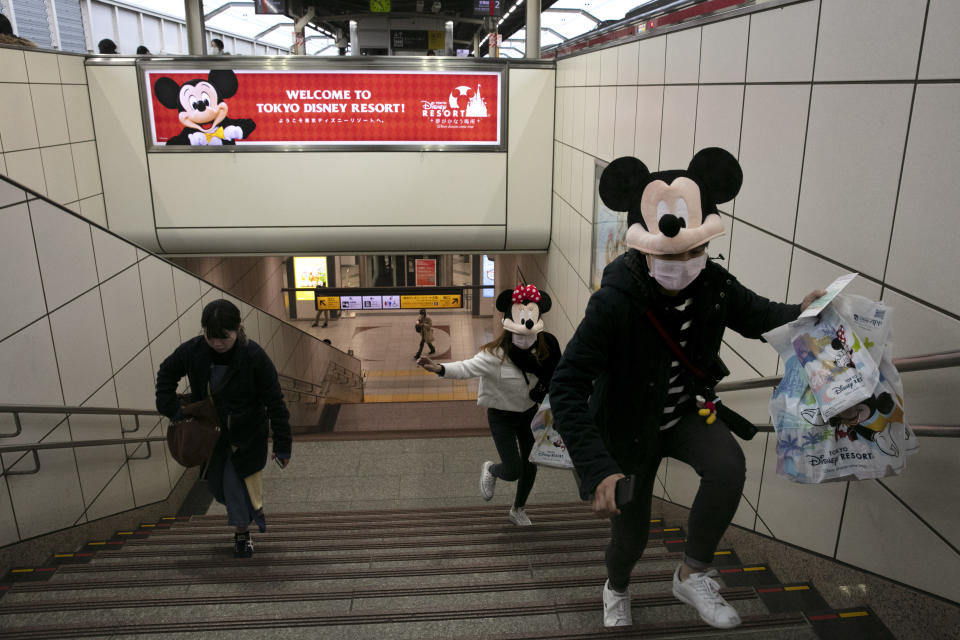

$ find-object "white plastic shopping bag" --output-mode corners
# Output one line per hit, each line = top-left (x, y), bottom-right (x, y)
(764, 291), (917, 483)
(790, 304), (879, 421)
(528, 395), (574, 469)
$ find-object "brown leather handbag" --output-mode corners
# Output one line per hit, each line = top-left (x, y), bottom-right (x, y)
(166, 390), (221, 468)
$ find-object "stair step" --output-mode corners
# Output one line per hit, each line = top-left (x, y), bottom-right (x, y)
(454, 611), (815, 640)
(44, 538), (684, 578)
(93, 525), (684, 559)
(1, 552), (738, 597)
(0, 573), (716, 614)
(184, 500), (594, 521)
(0, 587), (778, 639)
(141, 509), (620, 537)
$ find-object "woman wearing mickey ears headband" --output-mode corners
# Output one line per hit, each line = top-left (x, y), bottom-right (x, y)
(418, 284), (561, 526)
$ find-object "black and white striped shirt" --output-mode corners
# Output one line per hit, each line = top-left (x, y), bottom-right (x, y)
(658, 294), (695, 430)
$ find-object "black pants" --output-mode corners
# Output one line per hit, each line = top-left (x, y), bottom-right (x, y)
(606, 411), (746, 590)
(415, 337), (435, 357)
(487, 405), (539, 509)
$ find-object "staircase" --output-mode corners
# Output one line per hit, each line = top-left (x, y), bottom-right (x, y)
(0, 502), (895, 639)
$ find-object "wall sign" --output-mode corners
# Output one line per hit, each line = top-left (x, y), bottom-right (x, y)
(474, 0), (502, 16)
(315, 287), (462, 311)
(142, 65), (503, 150)
(391, 30), (428, 49)
(415, 258), (437, 286)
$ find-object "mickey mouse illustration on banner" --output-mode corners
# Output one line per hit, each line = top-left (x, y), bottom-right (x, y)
(416, 282), (561, 527)
(153, 70), (255, 146)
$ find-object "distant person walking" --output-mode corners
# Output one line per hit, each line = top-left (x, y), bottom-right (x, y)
(210, 38), (228, 54)
(418, 285), (560, 526)
(413, 309), (435, 359)
(155, 299), (292, 559)
(97, 38), (117, 54)
(0, 13), (36, 47)
(312, 282), (329, 328)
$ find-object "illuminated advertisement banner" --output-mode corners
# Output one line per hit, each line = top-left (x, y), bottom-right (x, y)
(142, 67), (502, 149)
(293, 256), (327, 301)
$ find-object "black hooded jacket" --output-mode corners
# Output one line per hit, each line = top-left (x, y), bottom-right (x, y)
(549, 251), (801, 499)
(156, 336), (291, 478)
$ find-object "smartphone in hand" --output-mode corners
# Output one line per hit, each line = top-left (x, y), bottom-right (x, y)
(274, 457), (285, 470)
(615, 474), (637, 509)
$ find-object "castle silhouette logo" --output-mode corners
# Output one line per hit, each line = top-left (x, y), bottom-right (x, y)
(421, 84), (488, 119)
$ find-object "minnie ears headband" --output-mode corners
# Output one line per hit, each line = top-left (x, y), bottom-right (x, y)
(512, 284), (541, 304)
(496, 285), (552, 313)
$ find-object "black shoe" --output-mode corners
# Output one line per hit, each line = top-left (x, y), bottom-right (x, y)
(311, 322), (318, 327)
(253, 509), (267, 533)
(322, 322), (328, 328)
(233, 531), (253, 558)
(429, 348), (436, 354)
(414, 354), (421, 359)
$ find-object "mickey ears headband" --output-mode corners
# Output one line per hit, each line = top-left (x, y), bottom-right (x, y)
(496, 285), (552, 314)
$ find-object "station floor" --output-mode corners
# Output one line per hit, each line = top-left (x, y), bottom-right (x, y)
(294, 309), (496, 403)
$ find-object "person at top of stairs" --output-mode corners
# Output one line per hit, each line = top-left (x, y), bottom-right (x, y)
(418, 284), (561, 527)
(550, 149), (827, 629)
(156, 299), (293, 558)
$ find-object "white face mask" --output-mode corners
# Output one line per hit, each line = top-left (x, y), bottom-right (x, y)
(511, 333), (538, 349)
(648, 253), (707, 292)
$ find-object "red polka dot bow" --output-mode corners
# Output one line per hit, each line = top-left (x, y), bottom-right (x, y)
(836, 325), (847, 347)
(512, 284), (542, 304)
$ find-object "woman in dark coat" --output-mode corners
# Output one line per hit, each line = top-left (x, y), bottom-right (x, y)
(156, 299), (292, 558)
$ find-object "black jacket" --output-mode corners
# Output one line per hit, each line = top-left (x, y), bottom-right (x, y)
(550, 251), (800, 499)
(155, 336), (291, 478)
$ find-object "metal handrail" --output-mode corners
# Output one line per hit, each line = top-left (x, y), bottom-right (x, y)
(715, 350), (960, 393)
(715, 349), (960, 438)
(0, 349), (957, 473)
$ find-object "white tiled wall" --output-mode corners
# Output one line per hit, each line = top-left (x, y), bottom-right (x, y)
(537, 0), (960, 602)
(0, 48), (104, 223)
(0, 174), (356, 548)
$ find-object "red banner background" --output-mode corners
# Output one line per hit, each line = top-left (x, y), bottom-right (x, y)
(146, 69), (500, 145)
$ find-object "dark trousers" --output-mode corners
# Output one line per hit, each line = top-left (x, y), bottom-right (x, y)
(415, 337), (435, 357)
(486, 405), (538, 509)
(606, 411), (746, 590)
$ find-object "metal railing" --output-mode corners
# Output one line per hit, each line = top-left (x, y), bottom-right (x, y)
(0, 370), (351, 477)
(1, 350), (958, 476)
(715, 350), (960, 438)
(0, 405), (165, 477)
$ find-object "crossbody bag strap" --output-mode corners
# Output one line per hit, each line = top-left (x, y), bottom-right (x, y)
(644, 309), (707, 381)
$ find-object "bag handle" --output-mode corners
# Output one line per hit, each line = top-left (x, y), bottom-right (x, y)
(644, 310), (707, 381)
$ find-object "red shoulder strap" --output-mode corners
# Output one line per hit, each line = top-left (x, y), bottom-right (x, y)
(644, 310), (707, 381)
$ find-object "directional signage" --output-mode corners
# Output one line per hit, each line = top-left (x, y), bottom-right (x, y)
(315, 287), (463, 311)
(400, 294), (462, 309)
(315, 296), (340, 310)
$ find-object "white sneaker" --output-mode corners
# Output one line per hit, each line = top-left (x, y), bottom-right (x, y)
(602, 580), (632, 627)
(672, 565), (741, 629)
(479, 460), (496, 501)
(508, 507), (532, 526)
